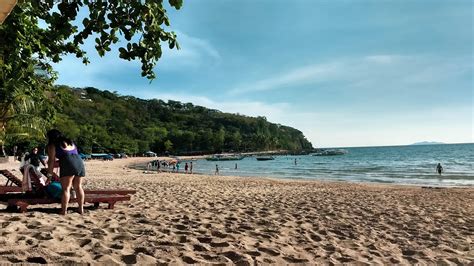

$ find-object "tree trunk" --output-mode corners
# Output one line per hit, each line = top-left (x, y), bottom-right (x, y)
(0, 124), (5, 157)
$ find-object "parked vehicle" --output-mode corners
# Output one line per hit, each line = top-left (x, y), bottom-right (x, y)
(79, 153), (92, 160)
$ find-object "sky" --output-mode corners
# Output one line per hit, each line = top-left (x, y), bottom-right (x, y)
(53, 0), (473, 148)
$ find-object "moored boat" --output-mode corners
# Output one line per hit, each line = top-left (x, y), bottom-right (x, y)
(256, 156), (275, 161)
(312, 149), (348, 156)
(205, 154), (245, 161)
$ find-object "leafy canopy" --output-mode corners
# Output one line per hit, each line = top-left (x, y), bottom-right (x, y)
(0, 0), (183, 154)
(53, 86), (314, 155)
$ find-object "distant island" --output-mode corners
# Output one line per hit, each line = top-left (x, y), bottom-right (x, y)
(411, 141), (445, 146)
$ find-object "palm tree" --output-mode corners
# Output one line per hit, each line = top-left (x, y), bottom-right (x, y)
(0, 80), (49, 156)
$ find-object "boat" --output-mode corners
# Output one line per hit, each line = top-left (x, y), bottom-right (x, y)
(256, 156), (275, 161)
(205, 154), (245, 161)
(312, 149), (348, 156)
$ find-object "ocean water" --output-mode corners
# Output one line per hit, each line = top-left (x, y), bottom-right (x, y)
(187, 143), (473, 187)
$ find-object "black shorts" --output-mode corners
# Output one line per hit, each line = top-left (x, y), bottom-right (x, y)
(59, 154), (86, 178)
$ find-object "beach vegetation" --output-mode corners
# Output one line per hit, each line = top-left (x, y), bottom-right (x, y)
(0, 0), (182, 155)
(48, 86), (313, 155)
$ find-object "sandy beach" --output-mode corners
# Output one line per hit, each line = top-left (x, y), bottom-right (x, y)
(0, 157), (472, 264)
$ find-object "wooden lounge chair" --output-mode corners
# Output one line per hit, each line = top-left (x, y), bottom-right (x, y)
(4, 194), (132, 213)
(0, 169), (24, 194)
(0, 168), (136, 212)
(1, 169), (136, 196)
(0, 169), (23, 187)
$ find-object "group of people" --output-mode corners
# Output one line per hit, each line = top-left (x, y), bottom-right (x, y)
(17, 129), (86, 216)
(147, 160), (194, 174)
(172, 162), (194, 174)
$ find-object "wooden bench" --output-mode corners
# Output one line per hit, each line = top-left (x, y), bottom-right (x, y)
(4, 194), (131, 213)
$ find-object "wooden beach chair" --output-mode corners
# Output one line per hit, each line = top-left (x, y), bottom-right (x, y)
(0, 168), (136, 212)
(0, 169), (23, 187)
(3, 193), (132, 213)
(1, 168), (136, 195)
(0, 169), (24, 194)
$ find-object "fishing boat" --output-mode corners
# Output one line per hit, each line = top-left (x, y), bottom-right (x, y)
(256, 156), (275, 161)
(205, 154), (245, 161)
(312, 149), (348, 156)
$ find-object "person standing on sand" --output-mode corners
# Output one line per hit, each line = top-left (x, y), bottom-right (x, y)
(190, 162), (193, 174)
(46, 129), (86, 215)
(185, 162), (189, 174)
(215, 164), (219, 175)
(436, 163), (443, 175)
(13, 145), (17, 160)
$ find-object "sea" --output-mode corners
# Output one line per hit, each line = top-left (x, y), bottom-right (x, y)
(179, 143), (473, 187)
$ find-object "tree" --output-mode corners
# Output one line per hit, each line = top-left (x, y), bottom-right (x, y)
(0, 77), (55, 156)
(0, 0), (183, 154)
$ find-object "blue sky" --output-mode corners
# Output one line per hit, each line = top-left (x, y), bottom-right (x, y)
(53, 0), (473, 147)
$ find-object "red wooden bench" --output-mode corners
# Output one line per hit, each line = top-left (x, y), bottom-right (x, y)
(1, 169), (136, 195)
(5, 194), (131, 213)
(0, 168), (136, 213)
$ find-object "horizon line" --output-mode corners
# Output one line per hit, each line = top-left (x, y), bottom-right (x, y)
(317, 142), (473, 149)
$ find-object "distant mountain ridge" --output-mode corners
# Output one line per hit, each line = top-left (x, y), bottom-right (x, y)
(411, 141), (445, 146)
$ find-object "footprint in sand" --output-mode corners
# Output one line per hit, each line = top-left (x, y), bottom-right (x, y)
(309, 233), (323, 242)
(238, 224), (254, 231)
(59, 252), (80, 258)
(197, 237), (213, 244)
(113, 233), (134, 241)
(178, 235), (187, 243)
(26, 257), (47, 264)
(323, 244), (336, 252)
(121, 254), (137, 264)
(246, 250), (261, 257)
(175, 224), (187, 230)
(211, 230), (228, 238)
(283, 255), (309, 263)
(182, 256), (199, 264)
(134, 246), (154, 256)
(32, 232), (54, 240)
(78, 238), (92, 248)
(210, 241), (230, 248)
(257, 247), (280, 256)
(221, 251), (249, 263)
(110, 243), (124, 250)
(8, 216), (22, 222)
(193, 244), (209, 252)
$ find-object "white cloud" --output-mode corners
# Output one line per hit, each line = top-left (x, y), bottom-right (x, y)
(158, 30), (221, 70)
(136, 91), (290, 119)
(53, 30), (220, 87)
(230, 62), (342, 95)
(364, 54), (404, 64)
(229, 55), (471, 95)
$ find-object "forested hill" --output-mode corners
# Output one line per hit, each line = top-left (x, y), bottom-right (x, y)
(54, 86), (313, 155)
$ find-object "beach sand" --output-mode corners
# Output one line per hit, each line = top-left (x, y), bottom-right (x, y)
(0, 157), (472, 264)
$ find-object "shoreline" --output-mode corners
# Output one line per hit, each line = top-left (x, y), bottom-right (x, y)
(132, 157), (474, 189)
(0, 157), (472, 264)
